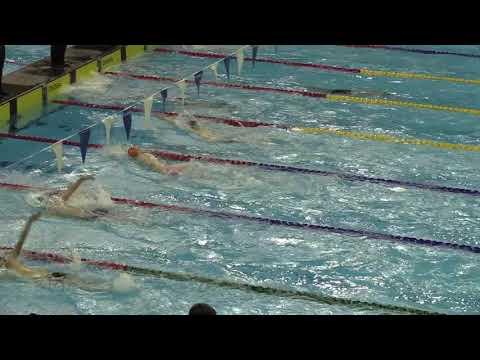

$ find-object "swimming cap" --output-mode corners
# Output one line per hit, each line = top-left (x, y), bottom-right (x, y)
(128, 146), (140, 158)
(50, 272), (67, 278)
(331, 89), (352, 95)
(188, 120), (200, 130)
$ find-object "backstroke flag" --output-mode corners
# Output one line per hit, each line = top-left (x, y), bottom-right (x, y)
(122, 111), (132, 140)
(144, 96), (153, 128)
(252, 46), (258, 68)
(52, 141), (64, 171)
(79, 128), (90, 164)
(160, 89), (168, 111)
(194, 71), (203, 96)
(236, 48), (244, 75)
(224, 57), (231, 80)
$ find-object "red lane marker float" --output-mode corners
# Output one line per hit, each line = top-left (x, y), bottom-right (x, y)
(0, 181), (479, 255)
(154, 47), (361, 74)
(0, 246), (128, 270)
(0, 132), (103, 149)
(52, 99), (279, 129)
(104, 71), (328, 99)
(2, 130), (480, 198)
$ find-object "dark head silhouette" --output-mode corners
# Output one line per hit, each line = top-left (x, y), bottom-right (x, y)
(189, 303), (217, 315)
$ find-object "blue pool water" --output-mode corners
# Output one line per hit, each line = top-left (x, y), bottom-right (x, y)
(1, 45), (480, 314)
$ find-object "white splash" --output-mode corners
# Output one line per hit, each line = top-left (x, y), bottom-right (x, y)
(112, 273), (136, 293)
(389, 187), (407, 192)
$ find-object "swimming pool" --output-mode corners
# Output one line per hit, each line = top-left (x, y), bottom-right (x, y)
(1, 44), (480, 314)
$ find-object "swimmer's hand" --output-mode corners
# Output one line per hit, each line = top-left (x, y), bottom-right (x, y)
(5, 256), (49, 279)
(79, 175), (95, 182)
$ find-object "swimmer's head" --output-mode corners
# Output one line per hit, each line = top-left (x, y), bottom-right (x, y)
(189, 303), (217, 315)
(330, 89), (352, 95)
(128, 146), (140, 158)
(188, 120), (200, 130)
(50, 272), (67, 279)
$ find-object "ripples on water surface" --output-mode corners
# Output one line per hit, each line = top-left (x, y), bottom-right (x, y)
(1, 45), (480, 314)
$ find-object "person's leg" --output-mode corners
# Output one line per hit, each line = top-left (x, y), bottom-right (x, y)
(0, 45), (6, 96)
(50, 45), (67, 71)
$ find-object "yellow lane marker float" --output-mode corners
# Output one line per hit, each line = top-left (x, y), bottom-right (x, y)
(53, 98), (480, 154)
(325, 94), (480, 116)
(360, 69), (480, 85)
(293, 126), (480, 152)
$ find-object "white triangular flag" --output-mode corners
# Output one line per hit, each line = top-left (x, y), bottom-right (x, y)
(70, 249), (82, 272)
(236, 48), (244, 75)
(208, 62), (218, 80)
(52, 141), (64, 172)
(102, 116), (116, 145)
(144, 95), (153, 128)
(176, 79), (187, 107)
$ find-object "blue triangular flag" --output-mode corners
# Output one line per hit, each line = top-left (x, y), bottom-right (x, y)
(160, 89), (168, 111)
(223, 57), (231, 80)
(79, 128), (90, 164)
(252, 46), (258, 68)
(123, 111), (132, 140)
(194, 71), (203, 96)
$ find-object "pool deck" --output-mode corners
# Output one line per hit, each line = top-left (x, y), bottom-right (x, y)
(0, 45), (147, 132)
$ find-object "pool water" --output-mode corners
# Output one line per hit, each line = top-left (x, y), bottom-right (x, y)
(1, 45), (480, 314)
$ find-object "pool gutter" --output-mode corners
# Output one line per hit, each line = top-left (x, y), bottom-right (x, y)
(0, 45), (147, 132)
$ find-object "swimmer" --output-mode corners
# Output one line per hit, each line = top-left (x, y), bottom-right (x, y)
(306, 86), (391, 98)
(0, 212), (127, 292)
(172, 97), (238, 111)
(27, 175), (115, 220)
(127, 145), (190, 175)
(0, 212), (80, 282)
(0, 212), (50, 280)
(162, 111), (238, 143)
(185, 119), (224, 142)
(159, 111), (222, 142)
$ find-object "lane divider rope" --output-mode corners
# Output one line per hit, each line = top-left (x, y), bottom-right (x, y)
(2, 131), (480, 198)
(154, 47), (480, 85)
(0, 246), (441, 314)
(1, 181), (480, 255)
(342, 45), (480, 59)
(53, 99), (480, 153)
(104, 71), (480, 116)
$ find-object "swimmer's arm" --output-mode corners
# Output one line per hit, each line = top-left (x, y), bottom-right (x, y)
(197, 129), (240, 143)
(47, 205), (95, 220)
(139, 153), (189, 175)
(138, 153), (170, 174)
(5, 257), (49, 279)
(61, 175), (95, 202)
(12, 212), (42, 258)
(190, 127), (222, 142)
(158, 114), (178, 126)
(6, 212), (49, 279)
